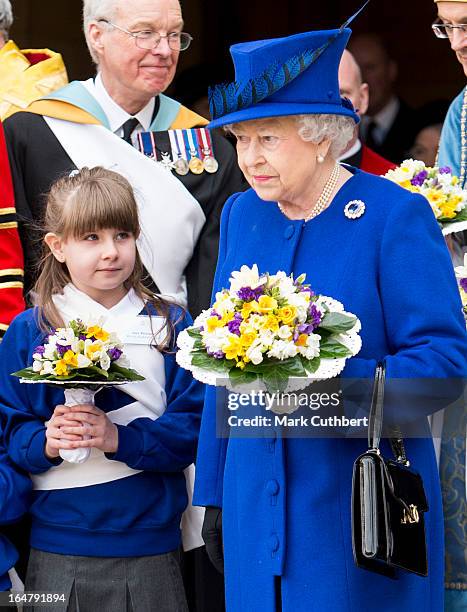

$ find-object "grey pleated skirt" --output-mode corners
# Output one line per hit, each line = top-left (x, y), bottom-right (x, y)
(24, 548), (189, 612)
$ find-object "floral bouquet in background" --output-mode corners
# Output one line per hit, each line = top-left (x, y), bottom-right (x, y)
(384, 159), (467, 235)
(176, 265), (361, 394)
(454, 255), (467, 325)
(13, 319), (144, 464)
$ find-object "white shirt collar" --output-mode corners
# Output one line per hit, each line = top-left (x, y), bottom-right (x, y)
(366, 96), (400, 135)
(338, 138), (362, 162)
(87, 73), (156, 134)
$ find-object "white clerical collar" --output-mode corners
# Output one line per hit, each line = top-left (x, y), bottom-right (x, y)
(84, 74), (155, 134)
(338, 138), (362, 162)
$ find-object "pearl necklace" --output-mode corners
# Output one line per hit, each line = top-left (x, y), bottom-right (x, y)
(277, 163), (341, 222)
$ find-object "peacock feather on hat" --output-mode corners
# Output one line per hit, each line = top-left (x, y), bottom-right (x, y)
(208, 1), (369, 121)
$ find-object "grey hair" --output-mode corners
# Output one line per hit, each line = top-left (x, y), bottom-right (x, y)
(295, 114), (355, 158)
(225, 114), (355, 158)
(82, 0), (120, 64)
(0, 0), (13, 41)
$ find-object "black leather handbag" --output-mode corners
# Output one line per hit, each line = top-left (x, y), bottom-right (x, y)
(351, 363), (429, 578)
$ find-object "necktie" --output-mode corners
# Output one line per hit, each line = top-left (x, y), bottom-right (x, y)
(121, 117), (139, 144)
(365, 120), (379, 150)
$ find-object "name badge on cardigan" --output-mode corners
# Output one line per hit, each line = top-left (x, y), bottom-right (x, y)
(120, 315), (165, 345)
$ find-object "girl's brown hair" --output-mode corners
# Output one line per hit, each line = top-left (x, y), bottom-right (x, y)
(34, 166), (179, 351)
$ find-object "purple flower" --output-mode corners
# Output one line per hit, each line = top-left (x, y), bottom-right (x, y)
(33, 345), (45, 356)
(439, 166), (451, 174)
(56, 344), (71, 356)
(307, 304), (322, 330)
(300, 286), (315, 297)
(210, 310), (222, 320)
(108, 347), (123, 362)
(208, 349), (225, 360)
(460, 278), (467, 293)
(298, 323), (315, 335)
(227, 313), (243, 336)
(237, 286), (263, 301)
(410, 170), (428, 187)
(79, 333), (87, 341)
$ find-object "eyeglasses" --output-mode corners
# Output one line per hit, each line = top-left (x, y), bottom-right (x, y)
(98, 19), (193, 51)
(432, 21), (467, 39)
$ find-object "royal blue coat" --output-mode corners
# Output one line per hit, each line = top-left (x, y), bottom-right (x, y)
(193, 169), (467, 611)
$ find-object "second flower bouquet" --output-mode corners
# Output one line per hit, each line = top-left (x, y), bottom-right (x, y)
(13, 319), (144, 464)
(176, 265), (361, 393)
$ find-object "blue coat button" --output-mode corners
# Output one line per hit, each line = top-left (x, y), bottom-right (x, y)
(284, 226), (295, 239)
(268, 533), (280, 553)
(266, 479), (280, 495)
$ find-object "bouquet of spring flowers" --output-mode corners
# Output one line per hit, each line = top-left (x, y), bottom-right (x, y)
(176, 265), (361, 393)
(13, 319), (144, 464)
(384, 159), (467, 235)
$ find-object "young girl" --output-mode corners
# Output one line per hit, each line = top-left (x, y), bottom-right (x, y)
(0, 167), (204, 612)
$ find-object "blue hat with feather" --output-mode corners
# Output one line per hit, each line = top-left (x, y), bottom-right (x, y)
(208, 4), (369, 128)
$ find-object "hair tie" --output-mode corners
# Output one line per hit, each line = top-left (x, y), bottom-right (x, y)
(68, 169), (80, 178)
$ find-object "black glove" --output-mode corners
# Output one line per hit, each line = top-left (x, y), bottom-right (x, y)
(202, 506), (224, 574)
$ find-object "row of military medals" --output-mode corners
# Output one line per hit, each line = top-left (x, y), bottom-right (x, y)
(137, 128), (219, 175)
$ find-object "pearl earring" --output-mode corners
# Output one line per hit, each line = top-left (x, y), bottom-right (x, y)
(317, 154), (325, 164)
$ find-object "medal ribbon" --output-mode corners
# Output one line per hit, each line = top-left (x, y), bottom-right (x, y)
(185, 129), (200, 159)
(175, 129), (188, 161)
(169, 130), (181, 162)
(139, 132), (154, 158)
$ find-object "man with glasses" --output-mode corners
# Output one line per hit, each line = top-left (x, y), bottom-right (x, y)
(434, 0), (467, 187)
(3, 0), (243, 320)
(3, 0), (242, 608)
(431, 8), (467, 612)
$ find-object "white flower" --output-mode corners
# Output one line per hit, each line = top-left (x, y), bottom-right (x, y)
(56, 328), (76, 345)
(40, 361), (54, 375)
(33, 360), (43, 372)
(229, 264), (262, 293)
(100, 352), (111, 371)
(203, 327), (232, 354)
(246, 345), (264, 365)
(77, 354), (92, 368)
(43, 342), (57, 360)
(455, 253), (467, 279)
(115, 355), (130, 368)
(32, 353), (44, 361)
(298, 334), (320, 359)
(277, 325), (292, 340)
(267, 340), (298, 360)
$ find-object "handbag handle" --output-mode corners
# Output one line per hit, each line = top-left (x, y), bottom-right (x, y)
(368, 362), (409, 465)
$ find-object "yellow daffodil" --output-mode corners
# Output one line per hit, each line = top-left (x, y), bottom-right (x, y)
(257, 295), (278, 313)
(86, 325), (110, 342)
(206, 316), (224, 333)
(55, 360), (68, 376)
(262, 314), (280, 332)
(241, 300), (259, 319)
(439, 202), (457, 219)
(220, 311), (234, 325)
(236, 361), (246, 370)
(277, 305), (297, 325)
(222, 336), (244, 361)
(239, 330), (257, 348)
(85, 341), (103, 360)
(63, 350), (78, 367)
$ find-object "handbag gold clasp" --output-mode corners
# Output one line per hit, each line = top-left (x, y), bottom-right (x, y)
(401, 504), (419, 524)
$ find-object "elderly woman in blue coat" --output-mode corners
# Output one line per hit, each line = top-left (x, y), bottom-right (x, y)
(193, 26), (467, 612)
